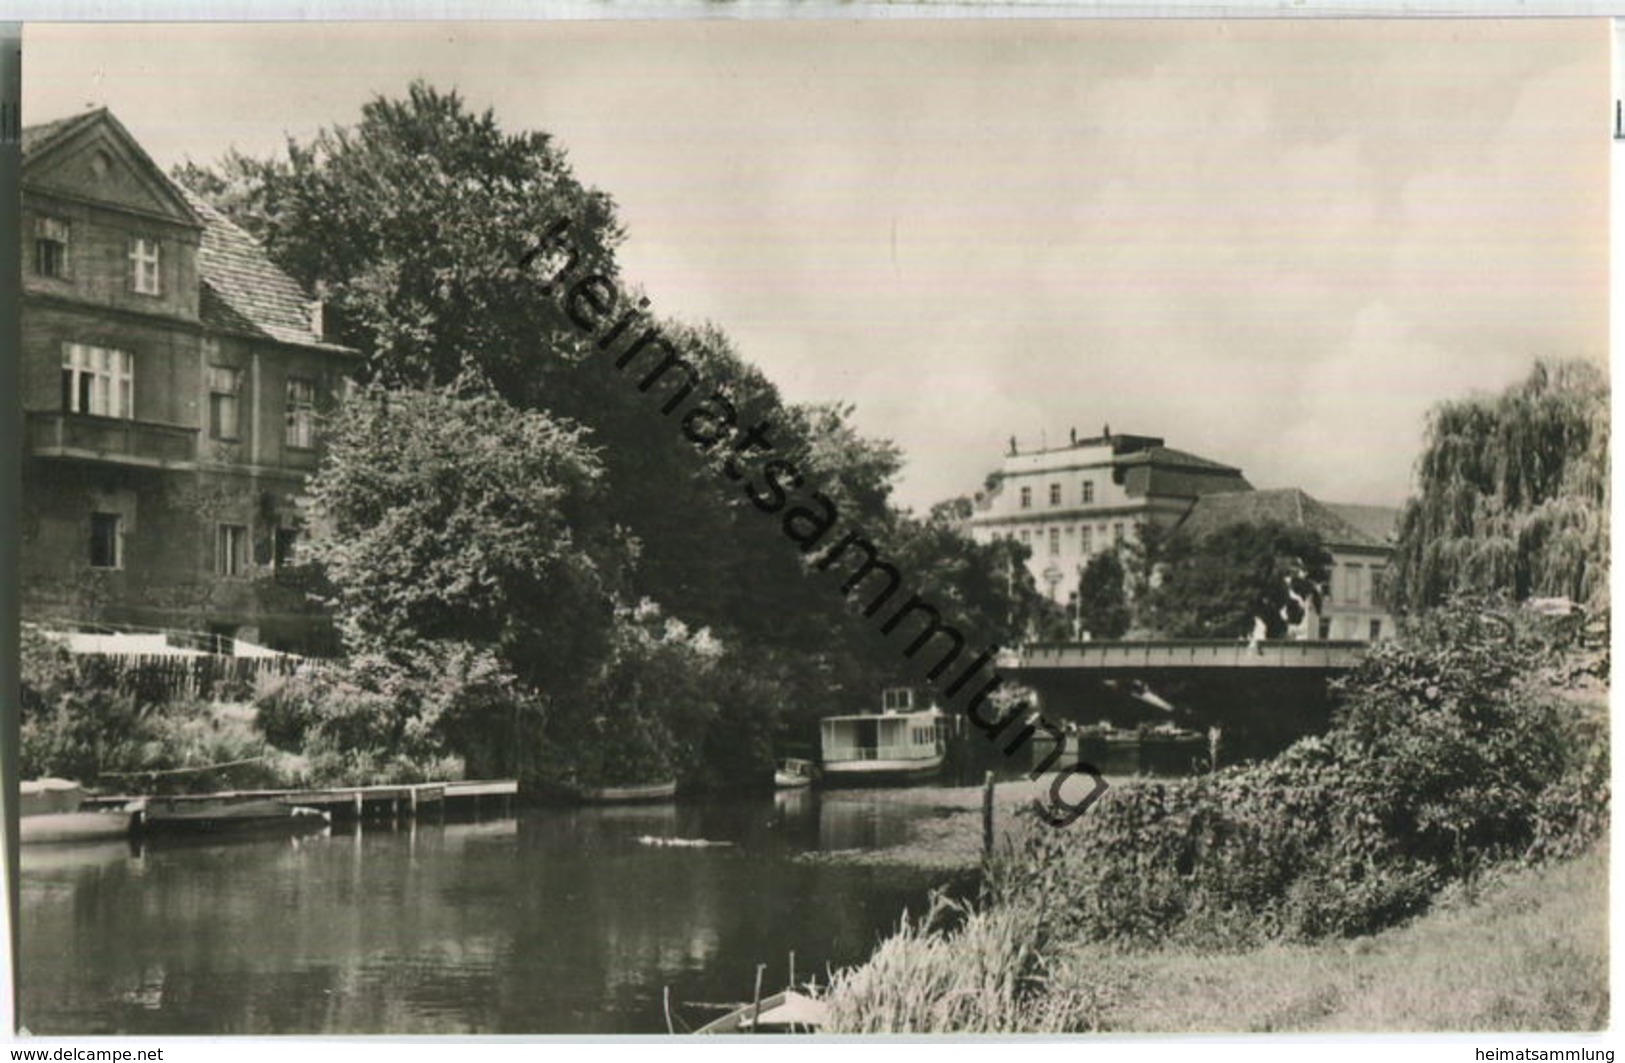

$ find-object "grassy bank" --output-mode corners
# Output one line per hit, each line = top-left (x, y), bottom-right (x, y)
(824, 609), (1608, 1033)
(1066, 842), (1609, 1032)
(826, 841), (1608, 1033)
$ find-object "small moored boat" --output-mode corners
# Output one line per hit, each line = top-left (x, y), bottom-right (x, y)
(773, 758), (815, 789)
(580, 780), (678, 804)
(140, 795), (330, 836)
(694, 990), (827, 1034)
(20, 779), (142, 844)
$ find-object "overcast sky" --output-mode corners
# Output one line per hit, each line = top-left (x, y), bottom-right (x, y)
(25, 19), (1609, 512)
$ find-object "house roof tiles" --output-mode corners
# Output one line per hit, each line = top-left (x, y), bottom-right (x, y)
(1325, 502), (1403, 546)
(179, 186), (354, 355)
(1179, 488), (1388, 549)
(25, 108), (352, 357)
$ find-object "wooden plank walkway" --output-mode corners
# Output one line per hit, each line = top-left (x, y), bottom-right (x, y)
(82, 779), (518, 818)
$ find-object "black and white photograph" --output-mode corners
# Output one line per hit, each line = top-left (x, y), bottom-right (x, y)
(9, 16), (1612, 1039)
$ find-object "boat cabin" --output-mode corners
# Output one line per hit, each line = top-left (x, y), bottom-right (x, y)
(820, 713), (945, 765)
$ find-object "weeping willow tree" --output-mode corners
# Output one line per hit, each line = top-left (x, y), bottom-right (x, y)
(1391, 360), (1609, 613)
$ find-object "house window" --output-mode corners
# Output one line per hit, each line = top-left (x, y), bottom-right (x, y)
(1049, 483), (1062, 506)
(1048, 527), (1060, 555)
(1019, 486), (1032, 510)
(129, 238), (161, 295)
(1080, 526), (1092, 554)
(1113, 523), (1125, 545)
(1369, 619), (1383, 641)
(1018, 529), (1030, 544)
(216, 523), (249, 577)
(274, 527), (300, 569)
(1318, 617), (1333, 640)
(89, 513), (122, 569)
(1081, 480), (1094, 504)
(1369, 566), (1386, 607)
(285, 378), (317, 448)
(208, 366), (242, 440)
(61, 344), (133, 419)
(1344, 564), (1364, 604)
(35, 217), (69, 278)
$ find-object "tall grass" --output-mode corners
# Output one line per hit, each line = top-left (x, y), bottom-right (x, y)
(824, 894), (1112, 1033)
(1065, 842), (1609, 1032)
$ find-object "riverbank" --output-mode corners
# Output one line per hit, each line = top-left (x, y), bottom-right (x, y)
(821, 628), (1609, 1034)
(823, 840), (1608, 1033)
(799, 775), (1130, 872)
(1070, 841), (1608, 1032)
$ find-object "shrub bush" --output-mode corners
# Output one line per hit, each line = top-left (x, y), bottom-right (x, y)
(250, 642), (515, 785)
(20, 628), (283, 791)
(991, 601), (1607, 949)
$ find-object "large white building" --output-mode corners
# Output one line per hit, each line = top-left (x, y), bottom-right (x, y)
(967, 429), (1400, 640)
(967, 430), (1252, 601)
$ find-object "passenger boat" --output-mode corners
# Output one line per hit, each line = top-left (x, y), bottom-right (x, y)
(579, 780), (678, 804)
(819, 688), (947, 786)
(20, 779), (143, 844)
(773, 758), (815, 789)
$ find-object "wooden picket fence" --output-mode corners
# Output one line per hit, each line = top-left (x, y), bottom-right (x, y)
(69, 652), (328, 703)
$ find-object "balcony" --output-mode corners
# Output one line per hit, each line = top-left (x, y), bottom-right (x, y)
(28, 411), (198, 469)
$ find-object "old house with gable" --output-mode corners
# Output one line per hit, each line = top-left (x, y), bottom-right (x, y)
(20, 108), (357, 653)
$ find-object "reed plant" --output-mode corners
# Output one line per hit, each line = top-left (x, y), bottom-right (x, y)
(824, 893), (1112, 1033)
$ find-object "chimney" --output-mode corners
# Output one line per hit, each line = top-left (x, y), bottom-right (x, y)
(307, 299), (324, 340)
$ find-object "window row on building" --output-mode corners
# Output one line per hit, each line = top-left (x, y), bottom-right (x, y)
(62, 342), (320, 448)
(1016, 521), (1127, 558)
(35, 215), (164, 295)
(86, 510), (301, 576)
(1017, 477), (1097, 510)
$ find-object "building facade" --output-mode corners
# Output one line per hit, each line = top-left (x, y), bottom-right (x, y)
(968, 430), (1399, 640)
(20, 109), (357, 653)
(967, 430), (1253, 601)
(1178, 489), (1400, 642)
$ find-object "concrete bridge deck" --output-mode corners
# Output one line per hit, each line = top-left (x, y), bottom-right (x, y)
(1012, 639), (1368, 671)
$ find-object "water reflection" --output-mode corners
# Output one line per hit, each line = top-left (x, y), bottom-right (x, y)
(19, 790), (964, 1034)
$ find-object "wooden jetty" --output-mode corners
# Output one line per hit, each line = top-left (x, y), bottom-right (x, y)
(82, 779), (518, 821)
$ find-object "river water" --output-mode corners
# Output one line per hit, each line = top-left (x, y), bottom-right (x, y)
(17, 789), (973, 1035)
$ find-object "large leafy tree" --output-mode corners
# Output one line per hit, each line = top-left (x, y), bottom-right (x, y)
(176, 81), (622, 393)
(1391, 359), (1609, 613)
(185, 83), (1048, 772)
(1074, 550), (1131, 639)
(1146, 521), (1332, 639)
(303, 384), (627, 692)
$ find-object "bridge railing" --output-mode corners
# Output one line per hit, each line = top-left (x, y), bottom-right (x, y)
(1014, 639), (1368, 670)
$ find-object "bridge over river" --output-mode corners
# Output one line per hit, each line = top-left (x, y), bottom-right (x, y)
(1011, 639), (1368, 674)
(999, 639), (1373, 754)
